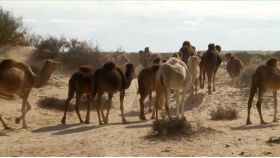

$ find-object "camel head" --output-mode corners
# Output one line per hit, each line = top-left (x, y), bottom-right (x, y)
(44, 59), (61, 71)
(225, 53), (232, 62)
(215, 45), (222, 53)
(208, 43), (216, 50)
(125, 63), (136, 79)
(266, 58), (277, 68)
(182, 41), (190, 46)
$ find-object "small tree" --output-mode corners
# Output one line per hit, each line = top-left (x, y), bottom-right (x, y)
(0, 7), (28, 46)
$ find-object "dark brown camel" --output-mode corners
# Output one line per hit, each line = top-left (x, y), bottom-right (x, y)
(61, 65), (95, 124)
(247, 58), (279, 124)
(92, 62), (135, 125)
(199, 44), (222, 94)
(225, 53), (244, 85)
(179, 41), (196, 64)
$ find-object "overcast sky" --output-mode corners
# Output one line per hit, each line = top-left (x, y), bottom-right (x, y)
(0, 1), (280, 52)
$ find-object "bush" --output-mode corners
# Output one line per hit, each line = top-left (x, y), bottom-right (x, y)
(0, 7), (29, 46)
(210, 106), (238, 120)
(151, 117), (193, 137)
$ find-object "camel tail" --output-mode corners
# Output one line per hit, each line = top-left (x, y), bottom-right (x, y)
(248, 75), (258, 106)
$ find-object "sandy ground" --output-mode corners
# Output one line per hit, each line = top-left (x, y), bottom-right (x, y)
(0, 47), (279, 156)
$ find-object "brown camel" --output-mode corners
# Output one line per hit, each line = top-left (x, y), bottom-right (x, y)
(199, 43), (222, 94)
(225, 53), (244, 85)
(247, 58), (279, 124)
(61, 65), (96, 124)
(92, 62), (135, 125)
(179, 41), (196, 64)
(138, 64), (161, 120)
(0, 59), (60, 129)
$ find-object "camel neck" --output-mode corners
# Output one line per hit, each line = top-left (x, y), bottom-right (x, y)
(34, 64), (54, 88)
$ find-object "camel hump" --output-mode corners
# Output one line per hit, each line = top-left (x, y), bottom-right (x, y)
(79, 65), (93, 73)
(151, 64), (160, 72)
(266, 58), (277, 67)
(103, 62), (116, 71)
(0, 59), (35, 77)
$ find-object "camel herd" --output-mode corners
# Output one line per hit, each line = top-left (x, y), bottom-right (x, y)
(0, 42), (279, 130)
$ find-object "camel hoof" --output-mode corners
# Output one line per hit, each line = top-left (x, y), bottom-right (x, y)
(85, 120), (90, 124)
(79, 120), (84, 124)
(15, 118), (20, 124)
(99, 122), (104, 125)
(261, 121), (268, 124)
(139, 115), (147, 121)
(246, 119), (252, 125)
(4, 126), (12, 130)
(22, 125), (29, 129)
(122, 119), (128, 124)
(61, 118), (66, 124)
(273, 118), (278, 122)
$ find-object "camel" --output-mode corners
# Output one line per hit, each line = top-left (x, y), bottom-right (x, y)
(92, 62), (135, 125)
(61, 65), (95, 124)
(246, 58), (279, 124)
(0, 59), (60, 129)
(199, 43), (222, 94)
(225, 53), (244, 86)
(154, 57), (192, 120)
(179, 41), (196, 64)
(187, 55), (201, 101)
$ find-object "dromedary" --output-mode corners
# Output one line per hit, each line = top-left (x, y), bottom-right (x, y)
(92, 62), (135, 125)
(246, 58), (279, 124)
(179, 41), (196, 64)
(0, 59), (60, 129)
(154, 57), (192, 120)
(199, 43), (222, 94)
(61, 65), (95, 124)
(225, 53), (244, 86)
(187, 55), (201, 101)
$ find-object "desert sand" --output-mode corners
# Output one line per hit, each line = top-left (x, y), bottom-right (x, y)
(0, 47), (279, 156)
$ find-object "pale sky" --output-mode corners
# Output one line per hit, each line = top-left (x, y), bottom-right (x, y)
(0, 1), (280, 52)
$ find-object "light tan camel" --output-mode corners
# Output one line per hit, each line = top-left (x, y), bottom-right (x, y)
(199, 44), (222, 94)
(187, 55), (201, 102)
(0, 59), (60, 129)
(225, 53), (244, 86)
(92, 62), (135, 125)
(61, 65), (95, 124)
(154, 57), (192, 120)
(247, 58), (279, 124)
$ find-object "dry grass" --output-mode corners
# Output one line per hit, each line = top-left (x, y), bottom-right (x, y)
(210, 105), (238, 120)
(38, 96), (95, 112)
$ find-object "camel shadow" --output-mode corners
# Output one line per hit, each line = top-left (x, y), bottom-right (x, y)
(52, 125), (100, 135)
(32, 123), (82, 133)
(107, 120), (144, 126)
(125, 123), (152, 129)
(169, 92), (204, 114)
(230, 123), (279, 131)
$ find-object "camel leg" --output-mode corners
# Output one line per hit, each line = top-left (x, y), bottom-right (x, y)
(0, 115), (10, 130)
(246, 85), (257, 125)
(148, 93), (152, 112)
(105, 93), (113, 124)
(180, 86), (188, 119)
(74, 93), (84, 123)
(164, 90), (171, 119)
(16, 97), (31, 128)
(212, 70), (217, 92)
(61, 87), (75, 124)
(201, 69), (205, 89)
(139, 93), (148, 120)
(120, 91), (127, 123)
(195, 80), (198, 96)
(273, 91), (278, 122)
(206, 70), (213, 94)
(154, 89), (162, 120)
(85, 95), (91, 124)
(97, 93), (105, 124)
(175, 90), (180, 117)
(256, 86), (267, 124)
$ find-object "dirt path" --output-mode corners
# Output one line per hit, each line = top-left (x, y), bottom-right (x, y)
(0, 51), (279, 156)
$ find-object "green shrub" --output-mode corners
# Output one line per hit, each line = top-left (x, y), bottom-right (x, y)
(0, 7), (29, 46)
(210, 106), (238, 120)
